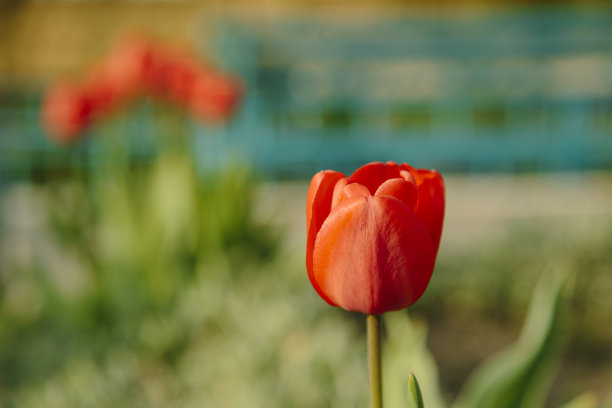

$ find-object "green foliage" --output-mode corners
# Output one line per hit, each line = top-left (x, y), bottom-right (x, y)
(425, 222), (612, 341)
(453, 268), (570, 408)
(0, 129), (290, 406)
(2, 258), (371, 408)
(558, 393), (598, 408)
(384, 266), (603, 408)
(384, 312), (446, 408)
(407, 373), (425, 408)
(0, 116), (609, 406)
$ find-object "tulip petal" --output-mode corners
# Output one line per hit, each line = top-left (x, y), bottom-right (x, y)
(349, 161), (389, 194)
(398, 165), (445, 253)
(312, 195), (435, 314)
(413, 170), (445, 253)
(306, 170), (347, 305)
(333, 182), (371, 208)
(349, 161), (417, 194)
(400, 169), (416, 184)
(41, 82), (92, 143)
(331, 177), (350, 209)
(375, 178), (418, 209)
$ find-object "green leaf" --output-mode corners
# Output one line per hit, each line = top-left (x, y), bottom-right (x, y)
(453, 267), (572, 408)
(557, 393), (598, 408)
(408, 373), (425, 408)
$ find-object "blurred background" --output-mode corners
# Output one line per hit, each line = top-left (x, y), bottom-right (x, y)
(1, 0), (611, 407)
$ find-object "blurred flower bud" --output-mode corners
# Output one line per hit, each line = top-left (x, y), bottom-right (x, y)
(41, 81), (92, 143)
(100, 35), (154, 100)
(189, 72), (242, 122)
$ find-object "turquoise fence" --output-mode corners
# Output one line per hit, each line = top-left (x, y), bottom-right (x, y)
(1, 6), (612, 182)
(207, 7), (612, 176)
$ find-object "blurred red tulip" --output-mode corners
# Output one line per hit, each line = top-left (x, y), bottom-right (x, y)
(189, 71), (242, 122)
(164, 55), (202, 104)
(142, 47), (173, 99)
(80, 69), (122, 116)
(100, 35), (154, 100)
(306, 161), (445, 314)
(41, 34), (244, 143)
(41, 81), (92, 143)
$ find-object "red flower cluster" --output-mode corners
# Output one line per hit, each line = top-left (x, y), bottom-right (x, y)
(41, 35), (243, 144)
(306, 161), (445, 315)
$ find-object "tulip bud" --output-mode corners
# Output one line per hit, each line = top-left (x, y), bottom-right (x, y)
(99, 35), (154, 101)
(41, 81), (92, 143)
(305, 161), (445, 314)
(189, 72), (242, 122)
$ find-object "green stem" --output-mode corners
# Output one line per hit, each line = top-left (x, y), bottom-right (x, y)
(368, 314), (383, 408)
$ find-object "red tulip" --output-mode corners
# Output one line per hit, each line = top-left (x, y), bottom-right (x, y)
(189, 71), (242, 122)
(143, 47), (175, 99)
(306, 161), (445, 314)
(163, 52), (202, 104)
(41, 34), (245, 144)
(41, 81), (93, 143)
(100, 35), (155, 100)
(80, 68), (124, 116)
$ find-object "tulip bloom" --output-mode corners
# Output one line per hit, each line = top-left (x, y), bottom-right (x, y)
(189, 71), (242, 122)
(41, 81), (93, 144)
(41, 35), (244, 143)
(306, 161), (445, 315)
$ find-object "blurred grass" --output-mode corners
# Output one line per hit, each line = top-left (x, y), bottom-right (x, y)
(0, 158), (366, 407)
(0, 115), (611, 406)
(417, 217), (612, 406)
